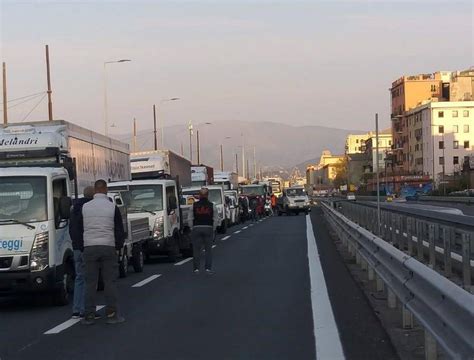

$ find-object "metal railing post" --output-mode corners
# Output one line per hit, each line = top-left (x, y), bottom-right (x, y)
(461, 232), (472, 292)
(443, 227), (452, 278)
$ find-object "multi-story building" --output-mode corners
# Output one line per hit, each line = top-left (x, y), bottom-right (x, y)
(363, 130), (392, 173)
(390, 69), (474, 175)
(306, 150), (345, 187)
(345, 133), (372, 154)
(406, 101), (474, 183)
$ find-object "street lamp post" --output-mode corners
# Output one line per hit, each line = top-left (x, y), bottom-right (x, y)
(103, 59), (131, 136)
(220, 136), (231, 171)
(158, 97), (180, 148)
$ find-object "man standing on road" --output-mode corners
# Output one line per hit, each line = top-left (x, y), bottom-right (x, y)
(191, 188), (218, 274)
(69, 186), (94, 319)
(80, 179), (125, 325)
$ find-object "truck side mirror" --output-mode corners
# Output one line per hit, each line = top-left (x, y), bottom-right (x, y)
(169, 196), (178, 211)
(59, 196), (72, 219)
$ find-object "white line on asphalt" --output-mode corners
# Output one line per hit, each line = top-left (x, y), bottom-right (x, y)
(233, 230), (241, 234)
(221, 235), (231, 241)
(306, 215), (345, 360)
(175, 258), (193, 266)
(212, 245), (217, 248)
(249, 224), (254, 227)
(132, 274), (162, 288)
(44, 305), (105, 335)
(242, 226), (248, 230)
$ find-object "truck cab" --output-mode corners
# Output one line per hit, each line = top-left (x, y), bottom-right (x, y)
(182, 185), (228, 234)
(108, 179), (192, 260)
(277, 187), (311, 216)
(0, 167), (73, 304)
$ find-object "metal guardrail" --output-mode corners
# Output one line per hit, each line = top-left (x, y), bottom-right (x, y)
(321, 202), (474, 360)
(333, 200), (474, 289)
(418, 196), (474, 204)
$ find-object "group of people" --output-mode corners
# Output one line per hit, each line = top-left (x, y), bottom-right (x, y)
(68, 184), (219, 325)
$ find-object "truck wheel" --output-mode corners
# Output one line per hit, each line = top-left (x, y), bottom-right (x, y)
(132, 245), (144, 273)
(53, 261), (74, 306)
(119, 252), (128, 278)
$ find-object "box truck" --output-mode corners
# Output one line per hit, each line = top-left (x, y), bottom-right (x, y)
(0, 120), (130, 304)
(191, 165), (214, 187)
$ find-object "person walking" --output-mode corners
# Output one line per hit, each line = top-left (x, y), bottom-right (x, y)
(69, 186), (95, 319)
(191, 188), (218, 274)
(80, 179), (125, 325)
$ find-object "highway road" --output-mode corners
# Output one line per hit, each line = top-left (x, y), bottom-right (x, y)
(1, 207), (398, 360)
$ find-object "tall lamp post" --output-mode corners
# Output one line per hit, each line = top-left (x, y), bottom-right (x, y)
(220, 136), (231, 171)
(103, 59), (131, 136)
(158, 97), (180, 148)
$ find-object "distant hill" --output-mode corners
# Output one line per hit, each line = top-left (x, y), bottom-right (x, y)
(114, 120), (361, 173)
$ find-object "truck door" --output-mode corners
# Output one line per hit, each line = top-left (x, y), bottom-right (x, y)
(52, 177), (71, 267)
(166, 185), (179, 236)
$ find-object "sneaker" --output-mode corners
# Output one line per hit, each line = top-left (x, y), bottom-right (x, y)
(80, 315), (95, 325)
(72, 312), (81, 319)
(106, 312), (125, 324)
(205, 269), (214, 275)
(193, 269), (200, 274)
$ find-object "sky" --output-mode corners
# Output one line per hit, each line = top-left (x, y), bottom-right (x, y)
(0, 0), (473, 136)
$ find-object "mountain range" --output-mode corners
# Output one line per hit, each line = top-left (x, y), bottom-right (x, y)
(114, 120), (361, 175)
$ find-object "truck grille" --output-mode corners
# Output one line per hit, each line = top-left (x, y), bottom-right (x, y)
(295, 200), (304, 203)
(0, 257), (13, 269)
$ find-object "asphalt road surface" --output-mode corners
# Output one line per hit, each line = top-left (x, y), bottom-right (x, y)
(1, 207), (398, 360)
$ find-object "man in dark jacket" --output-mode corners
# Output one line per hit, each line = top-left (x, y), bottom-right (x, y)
(191, 188), (218, 274)
(69, 186), (94, 319)
(81, 179), (125, 325)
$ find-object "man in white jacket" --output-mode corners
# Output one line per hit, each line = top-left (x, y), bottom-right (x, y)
(81, 179), (125, 325)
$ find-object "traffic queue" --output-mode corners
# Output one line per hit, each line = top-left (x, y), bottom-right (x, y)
(0, 119), (302, 309)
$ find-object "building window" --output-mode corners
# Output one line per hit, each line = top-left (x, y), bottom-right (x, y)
(438, 111), (444, 118)
(438, 125), (444, 134)
(464, 124), (469, 133)
(464, 141), (470, 149)
(431, 85), (437, 92)
(453, 125), (458, 133)
(356, 139), (359, 143)
(453, 156), (459, 165)
(453, 140), (459, 149)
(465, 156), (470, 164)
(463, 110), (469, 117)
(389, 140), (392, 146)
(438, 141), (444, 149)
(439, 157), (444, 165)
(453, 110), (458, 117)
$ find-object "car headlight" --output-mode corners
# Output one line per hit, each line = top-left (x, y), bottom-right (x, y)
(153, 216), (165, 240)
(30, 232), (49, 272)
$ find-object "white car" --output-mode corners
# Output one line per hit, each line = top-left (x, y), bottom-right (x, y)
(346, 192), (356, 201)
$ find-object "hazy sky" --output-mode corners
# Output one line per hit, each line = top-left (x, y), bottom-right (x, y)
(0, 0), (472, 135)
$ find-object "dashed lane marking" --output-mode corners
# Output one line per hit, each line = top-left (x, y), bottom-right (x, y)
(131, 274), (162, 288)
(212, 245), (217, 249)
(306, 214), (345, 360)
(221, 236), (231, 241)
(44, 305), (105, 335)
(242, 226), (248, 230)
(233, 230), (241, 234)
(175, 258), (193, 266)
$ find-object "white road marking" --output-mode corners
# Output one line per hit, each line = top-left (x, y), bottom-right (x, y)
(306, 215), (345, 360)
(221, 235), (231, 241)
(233, 230), (241, 234)
(212, 244), (217, 248)
(249, 224), (254, 227)
(44, 305), (105, 335)
(242, 226), (248, 230)
(175, 258), (193, 266)
(132, 274), (162, 288)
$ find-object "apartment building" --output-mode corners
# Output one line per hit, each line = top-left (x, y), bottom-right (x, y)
(406, 101), (474, 183)
(306, 150), (345, 186)
(363, 130), (393, 173)
(345, 133), (372, 154)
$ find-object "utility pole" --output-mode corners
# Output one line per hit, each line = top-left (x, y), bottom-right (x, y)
(246, 158), (250, 180)
(153, 105), (158, 150)
(45, 45), (53, 121)
(220, 144), (224, 171)
(196, 130), (200, 164)
(253, 146), (257, 181)
(188, 121), (193, 163)
(133, 118), (137, 152)
(235, 153), (239, 176)
(181, 143), (184, 156)
(375, 113), (381, 235)
(2, 62), (7, 125)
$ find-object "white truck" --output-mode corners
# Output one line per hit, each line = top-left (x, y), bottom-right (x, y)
(214, 171), (238, 190)
(182, 185), (228, 234)
(191, 165), (214, 187)
(109, 150), (194, 259)
(0, 120), (130, 304)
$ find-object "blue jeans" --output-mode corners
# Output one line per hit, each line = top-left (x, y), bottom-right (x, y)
(73, 250), (85, 314)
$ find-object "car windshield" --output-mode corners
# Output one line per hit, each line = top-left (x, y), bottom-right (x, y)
(286, 188), (306, 197)
(119, 185), (164, 212)
(0, 176), (47, 223)
(240, 186), (265, 196)
(183, 189), (223, 205)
